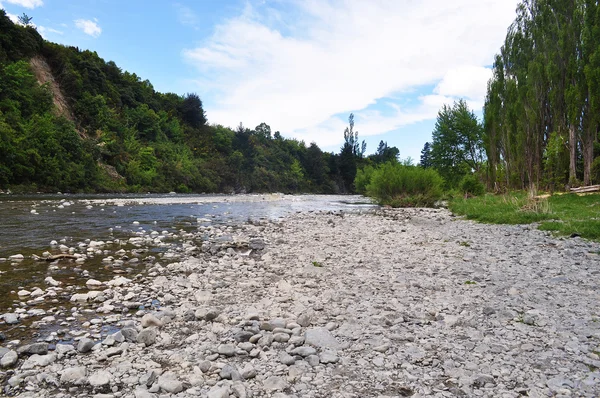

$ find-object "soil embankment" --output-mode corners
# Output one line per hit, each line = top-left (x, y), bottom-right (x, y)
(1, 208), (599, 397)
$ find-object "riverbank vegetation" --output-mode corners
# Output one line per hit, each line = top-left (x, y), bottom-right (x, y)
(0, 11), (399, 194)
(449, 192), (600, 241)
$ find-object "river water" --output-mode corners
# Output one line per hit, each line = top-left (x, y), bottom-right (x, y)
(0, 193), (376, 341)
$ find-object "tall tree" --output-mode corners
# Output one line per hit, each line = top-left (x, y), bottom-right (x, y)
(419, 142), (432, 168)
(431, 100), (485, 187)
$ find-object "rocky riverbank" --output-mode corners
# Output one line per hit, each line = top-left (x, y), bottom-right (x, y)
(0, 208), (599, 397)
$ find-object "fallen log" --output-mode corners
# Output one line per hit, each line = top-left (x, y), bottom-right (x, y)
(570, 185), (600, 193)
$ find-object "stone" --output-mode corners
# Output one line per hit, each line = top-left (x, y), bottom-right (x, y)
(279, 352), (296, 365)
(89, 370), (111, 387)
(220, 364), (242, 381)
(141, 313), (163, 328)
(207, 386), (230, 398)
(273, 333), (290, 343)
(263, 375), (288, 391)
(195, 307), (219, 321)
(291, 346), (317, 357)
(60, 367), (87, 384)
(304, 327), (341, 349)
(3, 313), (19, 324)
(77, 338), (95, 353)
(218, 344), (236, 357)
(306, 354), (320, 366)
(241, 364), (257, 379)
(134, 389), (157, 398)
(297, 314), (311, 328)
(19, 342), (49, 355)
(319, 351), (339, 364)
(55, 344), (75, 355)
(28, 353), (57, 367)
(157, 376), (183, 393)
(234, 331), (254, 342)
(137, 328), (157, 346)
(121, 327), (139, 342)
(0, 350), (18, 367)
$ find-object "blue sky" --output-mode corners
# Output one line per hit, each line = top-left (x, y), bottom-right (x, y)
(1, 0), (519, 161)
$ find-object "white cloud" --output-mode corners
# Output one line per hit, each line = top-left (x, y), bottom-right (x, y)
(75, 18), (101, 38)
(4, 0), (43, 9)
(434, 66), (493, 101)
(175, 3), (197, 27)
(38, 26), (63, 36)
(184, 0), (517, 147)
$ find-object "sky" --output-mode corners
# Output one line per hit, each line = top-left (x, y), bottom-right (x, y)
(1, 0), (519, 161)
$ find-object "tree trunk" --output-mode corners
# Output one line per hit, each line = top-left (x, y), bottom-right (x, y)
(569, 124), (577, 184)
(582, 126), (595, 186)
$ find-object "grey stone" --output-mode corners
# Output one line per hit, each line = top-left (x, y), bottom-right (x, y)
(19, 342), (49, 355)
(134, 389), (157, 398)
(137, 328), (157, 346)
(218, 344), (236, 357)
(121, 327), (139, 342)
(234, 331), (254, 342)
(195, 307), (219, 321)
(60, 366), (87, 384)
(279, 352), (296, 365)
(3, 313), (19, 325)
(89, 370), (111, 387)
(220, 364), (242, 381)
(77, 338), (95, 353)
(141, 313), (163, 328)
(290, 346), (317, 357)
(306, 354), (320, 367)
(263, 375), (288, 391)
(207, 386), (230, 398)
(304, 327), (341, 349)
(241, 364), (257, 379)
(157, 376), (183, 393)
(0, 350), (18, 367)
(319, 351), (339, 364)
(28, 353), (57, 367)
(297, 313), (311, 327)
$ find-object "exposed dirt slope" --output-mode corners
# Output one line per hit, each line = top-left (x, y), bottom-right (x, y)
(29, 55), (77, 126)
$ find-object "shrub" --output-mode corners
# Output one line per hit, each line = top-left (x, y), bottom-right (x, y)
(363, 162), (444, 207)
(354, 165), (374, 194)
(459, 174), (485, 196)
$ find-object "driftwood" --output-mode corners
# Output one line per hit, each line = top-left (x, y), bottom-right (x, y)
(570, 185), (600, 194)
(40, 254), (78, 262)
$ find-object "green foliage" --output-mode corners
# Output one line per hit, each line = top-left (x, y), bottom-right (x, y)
(362, 162), (444, 207)
(459, 175), (485, 196)
(450, 192), (600, 241)
(420, 142), (432, 168)
(0, 12), (370, 194)
(484, 0), (600, 189)
(354, 165), (375, 195)
(431, 99), (485, 188)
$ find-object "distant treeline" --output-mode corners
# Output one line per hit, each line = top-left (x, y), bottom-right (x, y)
(0, 11), (399, 194)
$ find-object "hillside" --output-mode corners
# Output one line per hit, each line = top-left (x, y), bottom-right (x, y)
(1, 10), (393, 194)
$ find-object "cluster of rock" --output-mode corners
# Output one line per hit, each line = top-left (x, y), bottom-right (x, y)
(0, 207), (599, 397)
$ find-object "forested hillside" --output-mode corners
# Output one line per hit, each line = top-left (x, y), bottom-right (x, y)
(0, 11), (398, 194)
(483, 0), (600, 190)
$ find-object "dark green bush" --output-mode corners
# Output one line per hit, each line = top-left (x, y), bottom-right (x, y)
(354, 165), (374, 194)
(459, 174), (485, 196)
(362, 162), (444, 207)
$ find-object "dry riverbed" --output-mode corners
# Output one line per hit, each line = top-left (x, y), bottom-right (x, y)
(0, 208), (599, 397)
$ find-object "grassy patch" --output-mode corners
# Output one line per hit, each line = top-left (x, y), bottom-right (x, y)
(449, 192), (600, 241)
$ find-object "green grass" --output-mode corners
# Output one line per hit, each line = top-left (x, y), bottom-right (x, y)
(449, 192), (600, 241)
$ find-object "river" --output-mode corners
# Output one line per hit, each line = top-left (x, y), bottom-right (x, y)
(0, 193), (376, 342)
